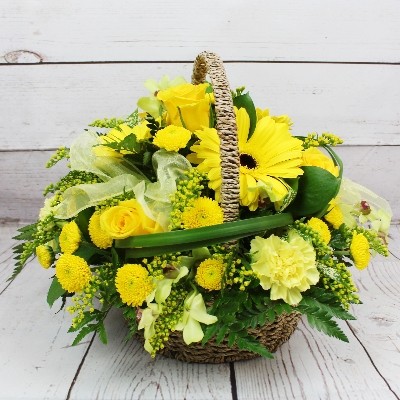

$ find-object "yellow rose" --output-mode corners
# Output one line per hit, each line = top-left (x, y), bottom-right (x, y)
(100, 199), (162, 239)
(302, 148), (339, 177)
(157, 83), (211, 131)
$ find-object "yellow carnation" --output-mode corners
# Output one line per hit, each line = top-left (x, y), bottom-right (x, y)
(56, 254), (91, 293)
(88, 211), (113, 249)
(308, 217), (331, 244)
(181, 197), (224, 229)
(59, 221), (81, 254)
(115, 264), (154, 306)
(195, 258), (225, 291)
(324, 204), (344, 229)
(302, 148), (339, 177)
(100, 199), (162, 239)
(36, 245), (54, 269)
(350, 233), (370, 270)
(153, 125), (192, 152)
(250, 231), (319, 305)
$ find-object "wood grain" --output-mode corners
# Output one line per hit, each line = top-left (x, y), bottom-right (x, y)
(348, 258), (400, 396)
(1, 0), (400, 63)
(0, 256), (93, 400)
(68, 309), (232, 400)
(1, 63), (400, 150)
(1, 147), (399, 223)
(234, 257), (400, 399)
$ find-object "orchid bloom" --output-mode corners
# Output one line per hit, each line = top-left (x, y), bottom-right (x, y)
(174, 291), (217, 345)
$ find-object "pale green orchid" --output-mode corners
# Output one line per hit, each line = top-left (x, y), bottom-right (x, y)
(138, 302), (163, 354)
(137, 75), (186, 118)
(146, 265), (189, 305)
(174, 291), (218, 345)
(336, 178), (392, 235)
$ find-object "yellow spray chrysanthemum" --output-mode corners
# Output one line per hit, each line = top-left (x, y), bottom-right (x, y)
(115, 264), (154, 307)
(36, 245), (54, 269)
(308, 217), (331, 244)
(324, 204), (344, 229)
(195, 258), (225, 290)
(88, 211), (113, 249)
(59, 221), (81, 254)
(55, 254), (92, 293)
(188, 107), (304, 210)
(153, 125), (192, 152)
(350, 233), (371, 270)
(181, 197), (224, 229)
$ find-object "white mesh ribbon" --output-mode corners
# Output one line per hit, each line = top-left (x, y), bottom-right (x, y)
(54, 131), (191, 228)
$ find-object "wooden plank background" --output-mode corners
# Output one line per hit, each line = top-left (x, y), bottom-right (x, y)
(1, 1), (399, 399)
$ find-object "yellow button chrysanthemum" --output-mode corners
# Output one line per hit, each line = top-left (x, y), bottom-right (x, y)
(308, 217), (331, 244)
(115, 264), (154, 307)
(88, 211), (113, 249)
(195, 258), (225, 291)
(181, 197), (224, 229)
(153, 125), (192, 152)
(324, 205), (344, 229)
(350, 233), (370, 270)
(59, 221), (82, 254)
(56, 254), (92, 293)
(36, 245), (54, 269)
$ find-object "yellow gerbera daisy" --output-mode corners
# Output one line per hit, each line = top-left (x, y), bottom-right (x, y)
(181, 197), (224, 229)
(188, 108), (304, 210)
(195, 258), (225, 290)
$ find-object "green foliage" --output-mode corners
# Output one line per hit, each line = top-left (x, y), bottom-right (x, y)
(89, 117), (125, 129)
(69, 308), (110, 345)
(100, 133), (141, 154)
(233, 92), (257, 136)
(202, 289), (295, 358)
(46, 147), (70, 168)
(124, 109), (140, 128)
(75, 208), (95, 241)
(12, 223), (38, 241)
(289, 166), (340, 216)
(296, 287), (354, 342)
(47, 277), (66, 307)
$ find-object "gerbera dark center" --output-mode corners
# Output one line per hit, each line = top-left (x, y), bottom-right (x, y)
(240, 153), (257, 169)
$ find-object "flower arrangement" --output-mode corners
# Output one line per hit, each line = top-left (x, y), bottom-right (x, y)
(11, 53), (391, 362)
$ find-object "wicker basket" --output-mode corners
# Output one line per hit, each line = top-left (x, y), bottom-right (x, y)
(133, 52), (302, 363)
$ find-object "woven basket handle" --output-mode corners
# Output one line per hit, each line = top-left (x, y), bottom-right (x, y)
(192, 51), (240, 222)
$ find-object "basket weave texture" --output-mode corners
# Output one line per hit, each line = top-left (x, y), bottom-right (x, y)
(137, 52), (302, 363)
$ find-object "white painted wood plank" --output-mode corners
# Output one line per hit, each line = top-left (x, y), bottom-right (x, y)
(69, 309), (232, 400)
(0, 151), (66, 223)
(347, 258), (400, 395)
(1, 63), (400, 150)
(1, 147), (399, 222)
(1, 0), (400, 63)
(234, 258), (400, 399)
(0, 257), (92, 400)
(235, 320), (398, 400)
